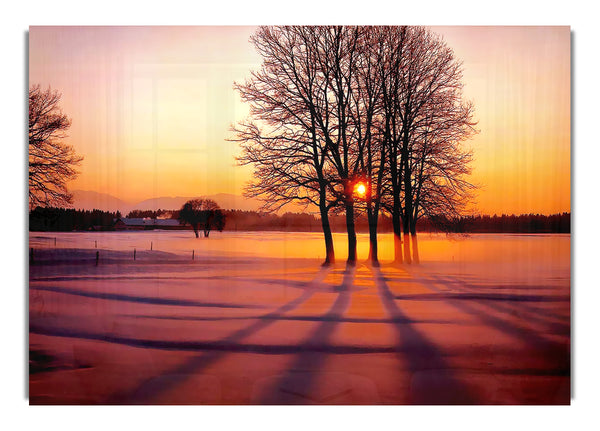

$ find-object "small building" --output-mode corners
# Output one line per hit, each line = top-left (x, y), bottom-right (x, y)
(113, 217), (184, 231)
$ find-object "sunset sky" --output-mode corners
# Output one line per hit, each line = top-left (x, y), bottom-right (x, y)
(29, 26), (570, 215)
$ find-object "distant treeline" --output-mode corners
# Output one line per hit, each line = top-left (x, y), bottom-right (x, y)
(451, 213), (571, 234)
(223, 210), (570, 233)
(29, 207), (121, 231)
(30, 207), (570, 234)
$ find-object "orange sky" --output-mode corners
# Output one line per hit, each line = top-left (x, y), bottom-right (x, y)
(29, 26), (570, 215)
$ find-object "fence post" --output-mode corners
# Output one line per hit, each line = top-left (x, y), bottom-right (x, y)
(30, 247), (34, 263)
(151, 241), (153, 251)
(134, 248), (136, 261)
(96, 251), (99, 266)
(192, 250), (194, 261)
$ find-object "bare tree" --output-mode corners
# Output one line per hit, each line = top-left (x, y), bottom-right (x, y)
(235, 26), (476, 266)
(377, 27), (410, 263)
(178, 198), (226, 238)
(309, 26), (367, 266)
(347, 27), (387, 265)
(233, 26), (343, 265)
(409, 98), (477, 234)
(381, 27), (476, 263)
(29, 85), (83, 209)
(237, 26), (396, 266)
(401, 94), (477, 262)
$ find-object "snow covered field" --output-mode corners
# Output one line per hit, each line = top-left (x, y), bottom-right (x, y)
(28, 231), (570, 404)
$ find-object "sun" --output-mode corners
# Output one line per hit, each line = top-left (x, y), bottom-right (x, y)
(354, 182), (367, 198)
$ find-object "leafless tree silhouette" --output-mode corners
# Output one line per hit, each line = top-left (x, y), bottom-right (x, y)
(29, 85), (83, 209)
(233, 26), (346, 265)
(235, 26), (477, 265)
(408, 96), (477, 234)
(377, 27), (477, 262)
(343, 27), (388, 265)
(178, 199), (226, 238)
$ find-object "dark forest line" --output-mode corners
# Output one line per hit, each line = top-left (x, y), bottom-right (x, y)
(29, 207), (570, 234)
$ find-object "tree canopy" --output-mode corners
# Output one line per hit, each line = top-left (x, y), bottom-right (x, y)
(178, 199), (226, 238)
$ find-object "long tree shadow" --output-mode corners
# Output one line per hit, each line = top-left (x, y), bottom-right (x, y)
(371, 266), (476, 404)
(103, 266), (333, 404)
(421, 273), (570, 374)
(381, 270), (570, 325)
(123, 313), (456, 325)
(29, 284), (263, 309)
(433, 274), (570, 333)
(257, 265), (355, 404)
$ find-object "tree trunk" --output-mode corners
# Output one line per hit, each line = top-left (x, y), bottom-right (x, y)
(204, 218), (212, 237)
(367, 201), (379, 266)
(403, 232), (412, 264)
(345, 201), (357, 265)
(410, 210), (418, 236)
(392, 203), (403, 264)
(368, 215), (379, 266)
(319, 201), (335, 265)
(402, 160), (413, 264)
(409, 210), (419, 263)
(411, 234), (420, 264)
(193, 224), (199, 238)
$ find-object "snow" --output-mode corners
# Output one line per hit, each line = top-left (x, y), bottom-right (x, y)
(29, 231), (570, 404)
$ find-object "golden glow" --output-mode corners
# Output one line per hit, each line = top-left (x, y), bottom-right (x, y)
(29, 26), (570, 215)
(354, 182), (367, 198)
(433, 26), (570, 215)
(28, 26), (261, 203)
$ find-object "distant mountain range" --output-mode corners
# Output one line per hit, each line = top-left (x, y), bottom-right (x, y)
(131, 193), (264, 212)
(71, 190), (132, 213)
(71, 190), (310, 214)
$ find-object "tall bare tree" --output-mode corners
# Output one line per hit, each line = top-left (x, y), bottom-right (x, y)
(348, 27), (387, 265)
(235, 26), (477, 266)
(311, 26), (367, 265)
(381, 27), (476, 263)
(29, 85), (83, 209)
(402, 94), (477, 262)
(408, 98), (477, 235)
(233, 26), (340, 265)
(377, 26), (409, 263)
